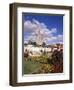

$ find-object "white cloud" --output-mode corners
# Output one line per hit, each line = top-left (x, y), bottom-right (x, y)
(24, 20), (37, 33)
(24, 19), (63, 45)
(24, 19), (52, 34)
(45, 35), (63, 45)
(51, 28), (57, 33)
(33, 19), (40, 25)
(57, 35), (63, 40)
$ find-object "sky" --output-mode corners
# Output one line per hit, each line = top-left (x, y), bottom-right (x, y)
(23, 13), (63, 45)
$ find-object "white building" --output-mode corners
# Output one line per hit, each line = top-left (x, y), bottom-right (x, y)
(24, 45), (51, 57)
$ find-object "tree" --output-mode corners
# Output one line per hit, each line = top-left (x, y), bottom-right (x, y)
(42, 42), (46, 47)
(32, 42), (37, 46)
(28, 40), (32, 44)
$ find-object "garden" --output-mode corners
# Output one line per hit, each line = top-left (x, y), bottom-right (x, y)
(24, 50), (63, 74)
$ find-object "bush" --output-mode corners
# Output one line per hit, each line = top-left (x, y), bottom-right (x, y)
(36, 64), (54, 73)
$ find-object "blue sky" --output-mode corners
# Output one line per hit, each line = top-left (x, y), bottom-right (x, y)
(23, 13), (63, 45)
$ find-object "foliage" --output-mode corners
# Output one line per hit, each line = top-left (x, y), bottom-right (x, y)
(24, 50), (63, 74)
(42, 42), (46, 47)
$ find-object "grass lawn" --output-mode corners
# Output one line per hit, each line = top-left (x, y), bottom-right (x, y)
(24, 54), (54, 74)
(24, 60), (42, 74)
(24, 51), (63, 74)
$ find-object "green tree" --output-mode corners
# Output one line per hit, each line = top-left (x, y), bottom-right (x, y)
(42, 42), (46, 47)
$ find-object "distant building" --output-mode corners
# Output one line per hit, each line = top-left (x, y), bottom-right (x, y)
(24, 44), (51, 57)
